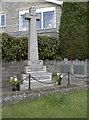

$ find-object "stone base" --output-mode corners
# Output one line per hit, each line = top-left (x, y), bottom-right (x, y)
(22, 65), (46, 74)
(20, 80), (53, 90)
(20, 72), (53, 90)
(23, 60), (43, 66)
(21, 60), (53, 90)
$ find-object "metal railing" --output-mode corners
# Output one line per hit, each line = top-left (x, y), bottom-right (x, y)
(24, 72), (89, 89)
(1, 72), (89, 90)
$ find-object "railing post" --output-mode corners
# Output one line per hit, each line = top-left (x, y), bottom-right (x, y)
(67, 72), (70, 85)
(58, 78), (61, 85)
(29, 74), (31, 89)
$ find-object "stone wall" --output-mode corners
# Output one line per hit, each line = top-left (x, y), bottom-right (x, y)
(2, 59), (88, 91)
(44, 59), (87, 75)
(2, 61), (23, 81)
(2, 59), (88, 81)
(2, 61), (24, 93)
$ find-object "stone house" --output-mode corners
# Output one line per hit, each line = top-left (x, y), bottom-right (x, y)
(0, 0), (63, 38)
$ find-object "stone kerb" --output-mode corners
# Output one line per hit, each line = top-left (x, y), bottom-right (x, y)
(2, 85), (88, 106)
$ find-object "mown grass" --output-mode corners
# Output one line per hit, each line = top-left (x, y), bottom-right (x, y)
(2, 90), (87, 118)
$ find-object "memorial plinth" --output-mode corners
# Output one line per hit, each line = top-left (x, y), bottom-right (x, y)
(21, 60), (52, 90)
(21, 8), (53, 90)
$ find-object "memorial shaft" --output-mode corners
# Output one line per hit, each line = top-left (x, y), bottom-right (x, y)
(28, 17), (38, 61)
(25, 8), (40, 61)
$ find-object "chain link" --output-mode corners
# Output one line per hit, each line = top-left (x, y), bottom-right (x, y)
(30, 76), (53, 84)
(30, 73), (67, 84)
(70, 73), (89, 79)
(21, 76), (29, 82)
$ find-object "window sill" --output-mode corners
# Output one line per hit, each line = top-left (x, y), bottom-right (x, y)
(37, 28), (57, 33)
(19, 28), (57, 33)
(0, 26), (6, 28)
(9, 28), (58, 37)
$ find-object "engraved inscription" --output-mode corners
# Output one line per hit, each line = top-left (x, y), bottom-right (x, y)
(27, 67), (46, 72)
(31, 75), (51, 81)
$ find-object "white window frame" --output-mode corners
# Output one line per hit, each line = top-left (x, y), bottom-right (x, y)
(19, 7), (56, 31)
(36, 7), (56, 29)
(0, 14), (6, 27)
(19, 10), (29, 31)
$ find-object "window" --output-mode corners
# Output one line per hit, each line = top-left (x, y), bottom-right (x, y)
(19, 7), (56, 31)
(37, 13), (41, 29)
(43, 11), (55, 28)
(0, 14), (6, 27)
(19, 10), (29, 31)
(20, 15), (28, 31)
(36, 7), (56, 29)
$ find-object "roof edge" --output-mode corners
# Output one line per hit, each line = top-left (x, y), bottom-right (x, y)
(46, 0), (63, 5)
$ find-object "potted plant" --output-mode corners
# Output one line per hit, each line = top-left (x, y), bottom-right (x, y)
(53, 73), (63, 85)
(9, 76), (21, 91)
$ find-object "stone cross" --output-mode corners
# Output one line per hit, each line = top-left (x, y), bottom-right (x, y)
(24, 7), (40, 61)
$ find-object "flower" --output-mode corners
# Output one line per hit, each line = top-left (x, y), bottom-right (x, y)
(10, 77), (14, 84)
(14, 78), (18, 81)
(57, 73), (60, 76)
(10, 77), (13, 79)
(61, 75), (63, 78)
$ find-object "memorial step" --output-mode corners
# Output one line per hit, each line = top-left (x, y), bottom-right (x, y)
(21, 72), (53, 90)
(20, 80), (53, 90)
(23, 60), (43, 66)
(21, 72), (52, 81)
(22, 65), (47, 74)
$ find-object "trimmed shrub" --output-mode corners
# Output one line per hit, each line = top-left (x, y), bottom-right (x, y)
(2, 33), (61, 61)
(38, 36), (61, 60)
(59, 2), (88, 60)
(2, 33), (28, 61)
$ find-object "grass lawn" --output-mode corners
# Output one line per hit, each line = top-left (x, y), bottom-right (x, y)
(2, 90), (87, 118)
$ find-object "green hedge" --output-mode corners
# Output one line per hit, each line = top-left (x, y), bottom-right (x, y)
(87, 2), (89, 59)
(2, 33), (28, 61)
(38, 36), (61, 60)
(59, 2), (88, 60)
(2, 33), (61, 61)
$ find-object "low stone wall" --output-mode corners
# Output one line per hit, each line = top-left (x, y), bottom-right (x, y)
(2, 61), (23, 82)
(2, 85), (88, 106)
(2, 59), (88, 80)
(44, 59), (87, 75)
(2, 59), (88, 92)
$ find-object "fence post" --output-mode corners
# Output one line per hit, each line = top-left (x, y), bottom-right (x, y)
(29, 74), (31, 89)
(67, 72), (70, 85)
